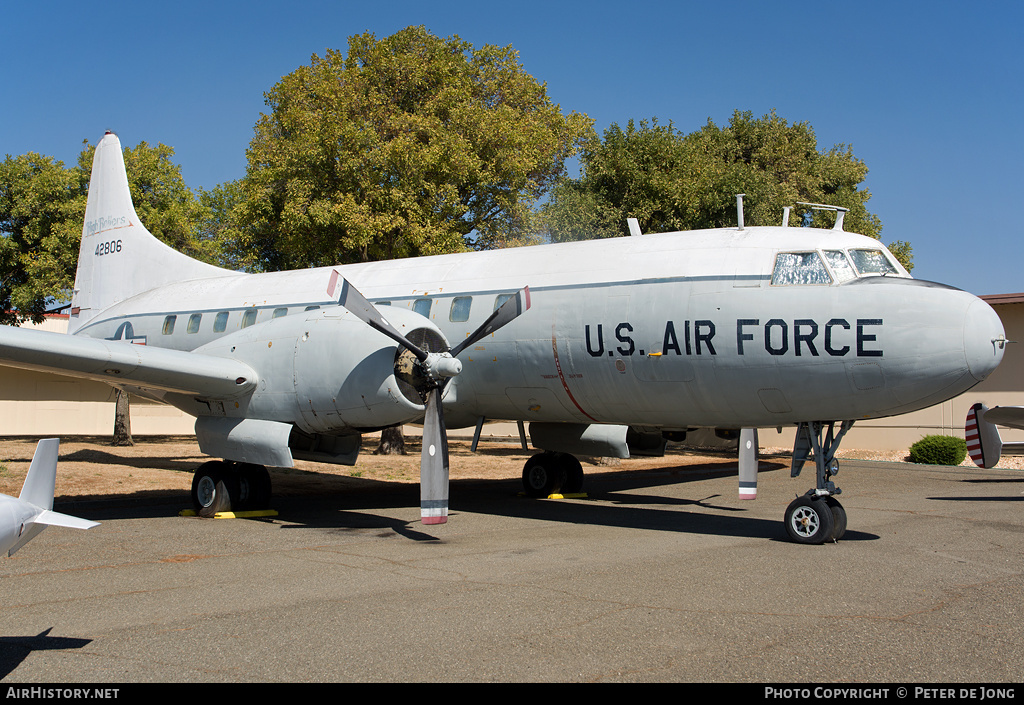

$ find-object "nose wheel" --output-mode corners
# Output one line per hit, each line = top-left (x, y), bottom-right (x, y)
(785, 493), (846, 544)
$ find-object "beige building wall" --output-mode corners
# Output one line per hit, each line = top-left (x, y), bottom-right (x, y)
(2, 298), (1022, 451)
(0, 315), (196, 436)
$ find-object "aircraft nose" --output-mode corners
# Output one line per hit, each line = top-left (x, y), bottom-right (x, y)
(964, 297), (1005, 382)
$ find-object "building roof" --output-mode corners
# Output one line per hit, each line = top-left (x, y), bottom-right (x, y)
(982, 293), (1024, 306)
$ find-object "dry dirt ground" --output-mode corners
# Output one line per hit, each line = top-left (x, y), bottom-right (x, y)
(0, 433), (1014, 503)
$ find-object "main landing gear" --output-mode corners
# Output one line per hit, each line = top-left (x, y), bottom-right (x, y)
(190, 460), (272, 516)
(521, 451), (585, 497)
(785, 421), (851, 544)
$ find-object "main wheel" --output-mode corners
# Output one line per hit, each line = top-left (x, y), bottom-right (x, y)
(784, 495), (835, 545)
(191, 460), (240, 516)
(561, 455), (585, 494)
(235, 463), (272, 510)
(522, 453), (567, 498)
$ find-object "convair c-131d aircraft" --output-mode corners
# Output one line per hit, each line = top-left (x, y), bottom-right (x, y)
(0, 132), (1006, 544)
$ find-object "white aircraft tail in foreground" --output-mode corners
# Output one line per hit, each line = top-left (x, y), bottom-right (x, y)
(0, 439), (99, 556)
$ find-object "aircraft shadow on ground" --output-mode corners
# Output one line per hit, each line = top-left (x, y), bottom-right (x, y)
(48, 454), (886, 542)
(265, 459), (879, 543)
(0, 628), (92, 680)
(928, 475), (1024, 503)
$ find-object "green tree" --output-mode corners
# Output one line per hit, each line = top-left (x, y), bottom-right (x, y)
(0, 152), (85, 325)
(237, 25), (592, 271)
(543, 110), (912, 271)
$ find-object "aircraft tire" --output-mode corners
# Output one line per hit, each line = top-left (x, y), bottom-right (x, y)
(561, 454), (585, 494)
(522, 453), (567, 498)
(825, 496), (847, 541)
(235, 463), (272, 510)
(191, 460), (240, 516)
(784, 494), (835, 545)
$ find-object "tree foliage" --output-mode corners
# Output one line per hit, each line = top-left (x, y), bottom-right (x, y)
(0, 152), (85, 324)
(543, 110), (912, 271)
(237, 25), (592, 271)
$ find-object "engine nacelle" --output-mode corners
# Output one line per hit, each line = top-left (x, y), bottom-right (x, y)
(194, 306), (447, 435)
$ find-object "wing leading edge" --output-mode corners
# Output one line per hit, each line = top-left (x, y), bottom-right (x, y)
(0, 325), (257, 399)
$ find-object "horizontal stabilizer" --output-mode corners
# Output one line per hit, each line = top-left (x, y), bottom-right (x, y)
(977, 406), (1024, 431)
(32, 510), (100, 531)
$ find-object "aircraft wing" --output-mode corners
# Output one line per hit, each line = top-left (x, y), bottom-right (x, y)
(0, 325), (256, 399)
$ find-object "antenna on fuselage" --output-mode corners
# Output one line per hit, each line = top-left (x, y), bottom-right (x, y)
(782, 206), (791, 227)
(627, 218), (642, 237)
(736, 194), (745, 231)
(796, 202), (849, 231)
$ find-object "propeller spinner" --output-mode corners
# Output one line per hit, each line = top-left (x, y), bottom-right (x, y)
(338, 278), (531, 525)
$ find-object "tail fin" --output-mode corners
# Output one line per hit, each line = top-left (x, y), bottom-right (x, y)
(68, 132), (236, 334)
(7, 439), (98, 556)
(19, 438), (61, 509)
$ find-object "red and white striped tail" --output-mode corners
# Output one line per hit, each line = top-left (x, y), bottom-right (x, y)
(965, 403), (985, 467)
(965, 402), (1002, 468)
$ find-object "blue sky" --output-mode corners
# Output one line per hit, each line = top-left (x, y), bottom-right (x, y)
(4, 0), (1022, 295)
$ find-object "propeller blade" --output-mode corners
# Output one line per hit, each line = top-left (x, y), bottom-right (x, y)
(420, 386), (450, 525)
(449, 286), (531, 358)
(337, 277), (428, 361)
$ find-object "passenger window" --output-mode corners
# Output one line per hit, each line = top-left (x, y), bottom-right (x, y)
(494, 293), (514, 310)
(213, 311), (229, 333)
(273, 307), (288, 319)
(304, 305), (320, 312)
(771, 252), (831, 286)
(823, 250), (857, 283)
(413, 298), (432, 318)
(241, 309), (258, 328)
(162, 315), (176, 335)
(374, 301), (392, 307)
(186, 313), (202, 334)
(849, 249), (899, 276)
(450, 296), (472, 322)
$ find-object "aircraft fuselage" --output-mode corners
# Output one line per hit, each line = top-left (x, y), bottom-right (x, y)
(70, 226), (1004, 434)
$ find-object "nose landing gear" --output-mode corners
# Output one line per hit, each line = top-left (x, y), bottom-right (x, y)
(786, 421), (852, 544)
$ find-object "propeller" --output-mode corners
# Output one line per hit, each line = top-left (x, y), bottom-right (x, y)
(338, 278), (531, 524)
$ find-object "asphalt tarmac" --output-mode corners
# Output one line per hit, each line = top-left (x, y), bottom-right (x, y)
(1, 456), (1022, 683)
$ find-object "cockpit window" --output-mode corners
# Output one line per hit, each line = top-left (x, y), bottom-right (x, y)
(771, 252), (831, 286)
(849, 249), (899, 276)
(823, 250), (857, 283)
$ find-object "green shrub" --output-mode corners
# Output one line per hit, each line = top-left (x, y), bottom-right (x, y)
(908, 435), (967, 465)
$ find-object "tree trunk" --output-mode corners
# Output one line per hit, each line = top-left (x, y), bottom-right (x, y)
(375, 426), (406, 455)
(112, 388), (134, 446)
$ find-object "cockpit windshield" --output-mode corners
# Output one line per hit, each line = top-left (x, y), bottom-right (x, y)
(823, 250), (857, 283)
(772, 248), (901, 286)
(848, 249), (899, 276)
(771, 252), (831, 286)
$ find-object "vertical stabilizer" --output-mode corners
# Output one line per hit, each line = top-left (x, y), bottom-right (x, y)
(69, 132), (237, 334)
(18, 438), (60, 510)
